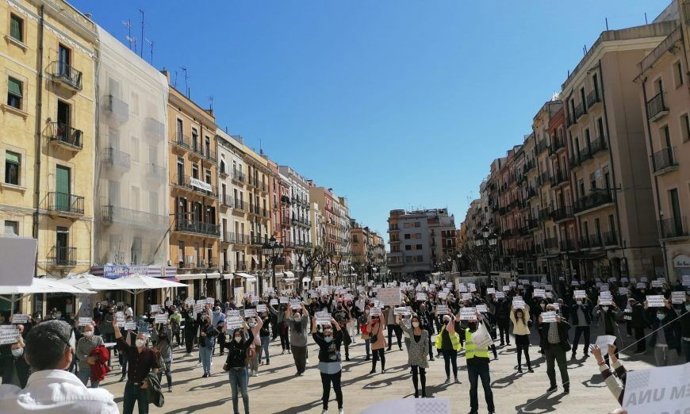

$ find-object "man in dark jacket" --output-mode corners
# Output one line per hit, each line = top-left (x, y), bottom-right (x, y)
(569, 297), (592, 358)
(494, 296), (511, 347)
(646, 301), (681, 366)
(539, 304), (571, 394)
(628, 298), (647, 354)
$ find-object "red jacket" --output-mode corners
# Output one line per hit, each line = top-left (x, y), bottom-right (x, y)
(89, 344), (110, 382)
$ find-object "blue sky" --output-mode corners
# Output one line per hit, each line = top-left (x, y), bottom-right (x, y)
(72, 0), (667, 242)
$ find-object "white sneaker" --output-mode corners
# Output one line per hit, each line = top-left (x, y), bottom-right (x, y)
(339, 409), (344, 414)
(321, 410), (328, 414)
(306, 359), (310, 364)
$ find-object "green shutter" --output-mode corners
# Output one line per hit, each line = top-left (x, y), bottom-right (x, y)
(10, 15), (22, 41)
(8, 78), (22, 98)
(5, 152), (19, 164)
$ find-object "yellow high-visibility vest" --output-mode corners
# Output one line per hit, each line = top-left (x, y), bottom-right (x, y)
(464, 328), (489, 359)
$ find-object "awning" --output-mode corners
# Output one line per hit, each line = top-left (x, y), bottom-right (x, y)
(176, 272), (221, 281)
(236, 273), (257, 282)
(222, 274), (234, 280)
(302, 277), (312, 282)
(281, 271), (295, 278)
(314, 277), (321, 281)
(283, 278), (296, 283)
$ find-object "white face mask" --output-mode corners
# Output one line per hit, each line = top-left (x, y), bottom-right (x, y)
(412, 321), (420, 328)
(11, 348), (23, 358)
(601, 306), (609, 312)
(83, 331), (93, 338)
(234, 336), (242, 343)
(135, 339), (146, 348)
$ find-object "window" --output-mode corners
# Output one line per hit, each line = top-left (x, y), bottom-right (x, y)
(7, 77), (22, 109)
(416, 244), (422, 250)
(9, 14), (23, 42)
(681, 114), (690, 142)
(414, 222), (421, 228)
(674, 61), (684, 88)
(4, 220), (18, 236)
(5, 151), (20, 185)
(404, 233), (411, 240)
(405, 245), (412, 251)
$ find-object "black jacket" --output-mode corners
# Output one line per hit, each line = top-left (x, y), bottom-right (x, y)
(223, 330), (254, 368)
(539, 320), (571, 352)
(313, 330), (343, 363)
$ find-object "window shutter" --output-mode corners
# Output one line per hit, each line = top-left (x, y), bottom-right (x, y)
(8, 78), (22, 98)
(10, 16), (21, 41)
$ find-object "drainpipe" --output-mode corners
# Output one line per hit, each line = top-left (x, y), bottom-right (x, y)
(32, 5), (45, 277)
(641, 76), (669, 281)
(597, 61), (626, 271)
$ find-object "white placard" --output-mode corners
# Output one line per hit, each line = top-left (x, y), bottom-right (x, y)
(636, 282), (647, 289)
(0, 237), (37, 286)
(595, 335), (616, 350)
(619, 287), (629, 295)
(574, 290), (586, 299)
(571, 280), (580, 286)
(436, 305), (449, 315)
(316, 312), (332, 326)
(10, 314), (28, 324)
(540, 311), (557, 323)
(154, 314), (168, 324)
(415, 292), (427, 301)
(124, 322), (137, 331)
(533, 289), (546, 298)
(394, 306), (411, 316)
(196, 299), (206, 305)
(509, 281), (516, 288)
(206, 298), (215, 305)
(289, 299), (302, 310)
(545, 284), (553, 291)
(458, 284), (468, 293)
(476, 304), (488, 313)
(165, 300), (172, 307)
(551, 302), (560, 310)
(355, 300), (365, 310)
(185, 298), (195, 306)
(599, 296), (613, 306)
(377, 288), (402, 306)
(0, 326), (19, 345)
(487, 288), (496, 295)
(115, 311), (125, 328)
(459, 307), (477, 321)
(461, 293), (472, 301)
(370, 307), (382, 317)
(623, 363), (690, 414)
(502, 285), (511, 292)
(150, 304), (161, 313)
(651, 280), (663, 288)
(671, 291), (685, 305)
(495, 292), (505, 299)
(646, 295), (665, 308)
(279, 296), (289, 304)
(226, 317), (244, 331)
(269, 299), (278, 306)
(78, 317), (92, 326)
(256, 304), (267, 313)
(243, 308), (257, 318)
(226, 310), (240, 317)
(437, 292), (448, 300)
(512, 299), (525, 309)
(683, 275), (690, 287)
(640, 277), (648, 282)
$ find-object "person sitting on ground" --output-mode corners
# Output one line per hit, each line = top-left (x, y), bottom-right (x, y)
(0, 320), (119, 413)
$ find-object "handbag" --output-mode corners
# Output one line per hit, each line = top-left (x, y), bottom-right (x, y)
(471, 322), (494, 348)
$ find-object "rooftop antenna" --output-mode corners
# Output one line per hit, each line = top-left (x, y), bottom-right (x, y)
(209, 95), (214, 111)
(644, 12), (648, 25)
(583, 45), (588, 56)
(123, 19), (134, 51)
(138, 9), (145, 58)
(605, 17), (609, 31)
(259, 138), (263, 155)
(145, 38), (154, 64)
(180, 66), (190, 97)
(173, 70), (178, 87)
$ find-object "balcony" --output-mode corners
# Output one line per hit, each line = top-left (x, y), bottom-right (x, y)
(586, 90), (601, 109)
(103, 148), (131, 173)
(171, 134), (190, 151)
(48, 122), (83, 151)
(646, 91), (668, 122)
(48, 246), (77, 267)
(549, 138), (565, 155)
(174, 218), (220, 236)
(227, 232), (249, 245)
(603, 231), (618, 246)
(46, 192), (84, 217)
(219, 194), (233, 209)
(536, 140), (549, 155)
(574, 102), (587, 121)
(145, 164), (166, 183)
(651, 147), (678, 174)
(589, 136), (608, 157)
(188, 141), (203, 160)
(538, 172), (551, 186)
(172, 175), (217, 197)
(526, 186), (538, 200)
(524, 159), (536, 172)
(528, 218), (539, 230)
(550, 205), (573, 222)
(104, 94), (129, 124)
(250, 234), (266, 246)
(560, 239), (576, 251)
(588, 234), (603, 248)
(550, 170), (568, 187)
(544, 237), (558, 250)
(49, 61), (82, 91)
(659, 217), (689, 239)
(231, 171), (245, 185)
(144, 117), (165, 143)
(292, 217), (311, 227)
(101, 205), (168, 228)
(231, 200), (245, 215)
(574, 189), (613, 214)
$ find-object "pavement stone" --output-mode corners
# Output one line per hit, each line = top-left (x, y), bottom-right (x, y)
(100, 328), (656, 414)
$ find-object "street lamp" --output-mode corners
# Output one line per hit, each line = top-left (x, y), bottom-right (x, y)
(262, 236), (284, 294)
(474, 226), (498, 285)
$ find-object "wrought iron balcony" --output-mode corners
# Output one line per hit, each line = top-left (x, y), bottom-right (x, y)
(48, 246), (77, 267)
(550, 170), (568, 187)
(172, 175), (216, 197)
(103, 147), (131, 172)
(574, 102), (586, 120)
(646, 91), (668, 121)
(574, 189), (613, 214)
(226, 232), (249, 244)
(48, 122), (83, 151)
(559, 239), (576, 251)
(603, 231), (618, 246)
(651, 147), (678, 173)
(231, 171), (245, 184)
(586, 90), (601, 108)
(550, 205), (573, 222)
(659, 216), (688, 239)
(544, 237), (559, 250)
(174, 218), (220, 236)
(101, 205), (167, 228)
(46, 192), (84, 216)
(549, 137), (565, 155)
(49, 61), (82, 91)
(588, 234), (604, 248)
(171, 134), (190, 150)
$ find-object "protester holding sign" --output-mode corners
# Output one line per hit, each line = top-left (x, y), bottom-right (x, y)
(680, 291), (690, 362)
(287, 304), (310, 376)
(198, 314), (219, 378)
(509, 304), (532, 373)
(76, 322), (105, 388)
(368, 310), (387, 374)
(463, 313), (496, 414)
(223, 322), (253, 414)
(397, 313), (429, 398)
(434, 314), (461, 384)
(311, 316), (345, 414)
(568, 295), (593, 359)
(591, 344), (627, 407)
(539, 304), (571, 394)
(645, 298), (681, 366)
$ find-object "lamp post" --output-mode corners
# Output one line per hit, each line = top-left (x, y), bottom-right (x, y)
(262, 236), (284, 294)
(474, 226), (498, 285)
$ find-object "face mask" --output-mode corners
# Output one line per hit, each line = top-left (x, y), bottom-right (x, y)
(576, 301), (582, 305)
(657, 313), (666, 321)
(83, 331), (93, 338)
(324, 336), (333, 343)
(293, 315), (301, 321)
(412, 321), (420, 328)
(135, 339), (146, 348)
(249, 323), (256, 328)
(11, 348), (23, 358)
(540, 304), (545, 309)
(234, 336), (242, 343)
(602, 306), (609, 312)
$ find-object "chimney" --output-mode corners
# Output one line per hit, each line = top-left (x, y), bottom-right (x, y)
(160, 68), (170, 83)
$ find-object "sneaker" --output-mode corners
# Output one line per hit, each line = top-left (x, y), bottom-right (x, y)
(528, 368), (534, 373)
(444, 377), (450, 384)
(429, 357), (434, 361)
(570, 352), (576, 359)
(546, 385), (557, 393)
(517, 368), (523, 374)
(321, 410), (328, 414)
(338, 409), (344, 414)
(168, 388), (172, 393)
(266, 360), (270, 366)
(564, 387), (570, 394)
(454, 378), (460, 384)
(369, 369), (376, 375)
(202, 373), (208, 378)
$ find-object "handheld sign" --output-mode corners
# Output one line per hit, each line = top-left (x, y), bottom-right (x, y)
(226, 317), (244, 331)
(226, 310), (241, 318)
(150, 304), (161, 313)
(10, 314), (28, 324)
(124, 322), (137, 331)
(289, 299), (302, 310)
(512, 299), (525, 309)
(595, 335), (617, 350)
(206, 298), (215, 305)
(256, 304), (267, 313)
(646, 295), (665, 308)
(540, 311), (557, 323)
(394, 306), (411, 316)
(269, 299), (278, 306)
(461, 293), (472, 302)
(599, 295), (613, 306)
(495, 292), (505, 299)
(618, 287), (629, 295)
(459, 307), (477, 321)
(196, 299), (206, 306)
(623, 363), (690, 414)
(415, 292), (427, 301)
(185, 298), (195, 306)
(436, 305), (449, 315)
(370, 307), (382, 317)
(0, 326), (19, 345)
(377, 288), (401, 306)
(279, 296), (289, 304)
(683, 274), (690, 287)
(671, 291), (685, 305)
(476, 304), (488, 313)
(487, 288), (496, 295)
(574, 290), (586, 299)
(154, 314), (168, 324)
(243, 308), (257, 318)
(502, 285), (511, 292)
(636, 282), (647, 289)
(533, 289), (546, 298)
(78, 317), (92, 326)
(316, 312), (332, 326)
(115, 311), (125, 328)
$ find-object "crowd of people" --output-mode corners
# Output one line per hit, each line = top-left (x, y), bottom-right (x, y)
(0, 275), (687, 413)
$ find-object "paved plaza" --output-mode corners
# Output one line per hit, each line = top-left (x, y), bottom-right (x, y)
(100, 327), (654, 414)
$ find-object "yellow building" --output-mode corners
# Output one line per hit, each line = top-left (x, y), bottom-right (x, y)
(0, 0), (97, 312)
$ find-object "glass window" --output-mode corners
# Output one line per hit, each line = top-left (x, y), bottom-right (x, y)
(5, 151), (20, 185)
(7, 77), (22, 109)
(4, 220), (18, 236)
(10, 14), (23, 42)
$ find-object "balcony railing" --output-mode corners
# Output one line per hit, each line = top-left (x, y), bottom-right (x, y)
(231, 200), (245, 213)
(588, 234), (603, 248)
(549, 138), (565, 155)
(659, 217), (688, 239)
(646, 91), (668, 121)
(651, 147), (678, 173)
(104, 94), (129, 123)
(231, 171), (245, 184)
(103, 147), (131, 171)
(560, 239), (576, 251)
(48, 122), (83, 150)
(590, 136), (608, 156)
(49, 61), (82, 90)
(101, 205), (168, 228)
(171, 134), (190, 150)
(574, 102), (586, 120)
(550, 170), (568, 186)
(586, 90), (601, 108)
(46, 192), (84, 216)
(174, 218), (220, 236)
(48, 246), (77, 267)
(544, 237), (559, 250)
(603, 231), (618, 246)
(226, 232), (249, 244)
(536, 140), (549, 154)
(172, 175), (217, 197)
(538, 172), (551, 186)
(550, 205), (573, 222)
(574, 189), (613, 214)
(250, 234), (267, 245)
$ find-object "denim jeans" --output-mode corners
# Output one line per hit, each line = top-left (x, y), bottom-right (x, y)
(77, 366), (100, 388)
(467, 360), (495, 413)
(123, 381), (149, 414)
(199, 346), (212, 375)
(364, 338), (371, 358)
(260, 336), (270, 363)
(228, 368), (249, 414)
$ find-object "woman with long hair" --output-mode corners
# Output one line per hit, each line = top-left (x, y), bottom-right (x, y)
(398, 314), (429, 398)
(434, 313), (461, 383)
(223, 323), (254, 414)
(510, 304), (533, 373)
(368, 310), (387, 374)
(312, 317), (345, 414)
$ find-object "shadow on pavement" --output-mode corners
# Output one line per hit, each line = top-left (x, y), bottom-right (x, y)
(515, 390), (567, 414)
